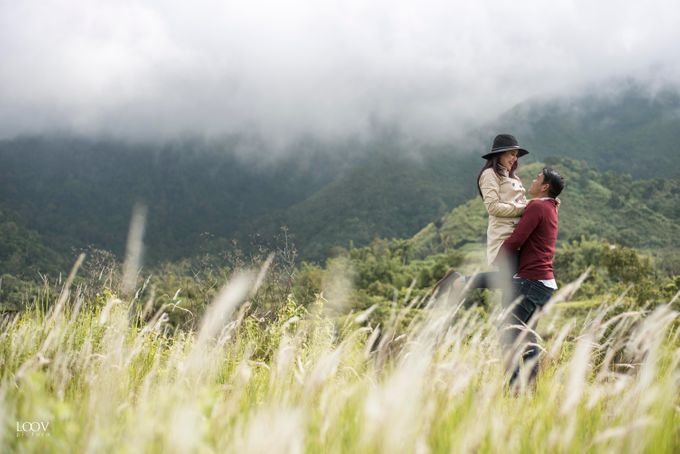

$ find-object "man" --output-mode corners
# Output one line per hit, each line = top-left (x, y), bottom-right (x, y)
(499, 167), (565, 389)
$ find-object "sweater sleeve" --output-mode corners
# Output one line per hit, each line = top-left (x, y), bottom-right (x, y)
(479, 170), (525, 218)
(502, 201), (542, 251)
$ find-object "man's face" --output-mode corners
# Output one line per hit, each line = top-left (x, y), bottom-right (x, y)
(529, 172), (548, 197)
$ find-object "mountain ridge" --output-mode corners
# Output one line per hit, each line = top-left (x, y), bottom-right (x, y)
(408, 157), (680, 259)
(1, 85), (679, 273)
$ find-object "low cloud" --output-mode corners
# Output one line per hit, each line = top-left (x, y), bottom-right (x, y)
(1, 0), (679, 147)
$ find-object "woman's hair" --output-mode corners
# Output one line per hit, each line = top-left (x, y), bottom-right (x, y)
(476, 154), (519, 197)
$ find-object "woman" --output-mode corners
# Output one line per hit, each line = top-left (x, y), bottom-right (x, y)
(433, 134), (528, 297)
(478, 133), (528, 269)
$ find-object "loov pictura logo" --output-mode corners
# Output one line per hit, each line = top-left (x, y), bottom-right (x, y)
(16, 421), (51, 437)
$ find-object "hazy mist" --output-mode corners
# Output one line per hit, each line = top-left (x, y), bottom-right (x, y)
(2, 0), (680, 148)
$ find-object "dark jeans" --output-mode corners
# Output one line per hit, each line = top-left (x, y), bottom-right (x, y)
(501, 278), (554, 386)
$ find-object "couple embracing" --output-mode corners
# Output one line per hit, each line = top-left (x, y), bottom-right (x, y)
(437, 134), (566, 389)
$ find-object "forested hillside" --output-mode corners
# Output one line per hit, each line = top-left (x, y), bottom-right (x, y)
(0, 203), (65, 278)
(1, 86), (679, 276)
(410, 157), (680, 259)
(242, 150), (481, 260)
(0, 136), (356, 263)
(0, 136), (482, 268)
(495, 83), (680, 178)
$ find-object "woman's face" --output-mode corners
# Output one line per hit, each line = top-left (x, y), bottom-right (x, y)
(498, 150), (519, 170)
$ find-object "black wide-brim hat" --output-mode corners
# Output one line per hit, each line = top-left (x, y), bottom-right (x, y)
(482, 134), (529, 159)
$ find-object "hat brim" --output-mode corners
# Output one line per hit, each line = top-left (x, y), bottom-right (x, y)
(482, 146), (529, 160)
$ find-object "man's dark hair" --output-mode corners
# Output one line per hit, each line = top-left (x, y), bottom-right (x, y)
(542, 167), (565, 198)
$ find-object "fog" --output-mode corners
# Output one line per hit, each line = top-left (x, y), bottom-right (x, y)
(1, 0), (679, 148)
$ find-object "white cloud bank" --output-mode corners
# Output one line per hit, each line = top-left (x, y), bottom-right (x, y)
(1, 0), (679, 145)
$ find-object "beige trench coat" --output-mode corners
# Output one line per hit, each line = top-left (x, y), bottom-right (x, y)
(478, 167), (527, 265)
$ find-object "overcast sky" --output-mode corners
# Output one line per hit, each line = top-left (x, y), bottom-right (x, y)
(1, 0), (679, 146)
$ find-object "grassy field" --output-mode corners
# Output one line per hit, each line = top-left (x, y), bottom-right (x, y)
(1, 258), (679, 453)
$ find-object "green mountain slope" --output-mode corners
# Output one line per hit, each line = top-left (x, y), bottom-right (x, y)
(0, 136), (483, 265)
(247, 150), (481, 260)
(0, 203), (66, 279)
(251, 85), (680, 260)
(409, 157), (680, 258)
(0, 136), (357, 263)
(494, 83), (680, 178)
(1, 84), (679, 271)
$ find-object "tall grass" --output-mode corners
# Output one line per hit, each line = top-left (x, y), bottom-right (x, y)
(1, 258), (679, 453)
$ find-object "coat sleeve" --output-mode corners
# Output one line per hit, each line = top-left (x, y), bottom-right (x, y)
(502, 202), (542, 251)
(479, 170), (525, 218)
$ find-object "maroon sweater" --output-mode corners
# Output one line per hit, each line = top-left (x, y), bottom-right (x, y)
(502, 198), (558, 280)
